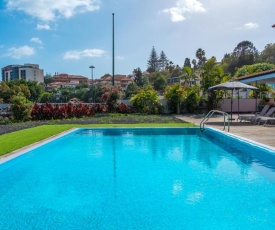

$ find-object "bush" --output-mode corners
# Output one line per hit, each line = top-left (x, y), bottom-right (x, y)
(234, 63), (275, 78)
(164, 84), (187, 114)
(183, 86), (200, 113)
(40, 92), (55, 103)
(10, 93), (32, 121)
(101, 86), (122, 112)
(31, 103), (110, 120)
(130, 87), (163, 114)
(117, 103), (132, 114)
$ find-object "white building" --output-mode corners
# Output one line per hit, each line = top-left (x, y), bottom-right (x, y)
(1, 64), (44, 83)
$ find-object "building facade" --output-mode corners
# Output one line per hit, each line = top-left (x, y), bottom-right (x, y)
(1, 64), (44, 83)
(47, 73), (89, 89)
(94, 74), (133, 91)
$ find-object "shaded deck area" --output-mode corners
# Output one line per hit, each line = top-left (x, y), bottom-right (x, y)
(175, 113), (275, 149)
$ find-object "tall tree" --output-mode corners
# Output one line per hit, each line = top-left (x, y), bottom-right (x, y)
(147, 46), (159, 73)
(25, 81), (44, 102)
(125, 82), (139, 99)
(44, 74), (54, 85)
(171, 65), (182, 79)
(166, 61), (175, 73)
(192, 59), (197, 69)
(200, 57), (230, 110)
(149, 72), (167, 91)
(181, 66), (193, 86)
(133, 68), (144, 87)
(196, 48), (207, 67)
(226, 40), (259, 75)
(164, 83), (187, 114)
(184, 58), (191, 68)
(260, 43), (275, 64)
(200, 57), (226, 94)
(158, 50), (169, 71)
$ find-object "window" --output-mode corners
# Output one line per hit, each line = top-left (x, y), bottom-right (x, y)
(20, 70), (26, 80)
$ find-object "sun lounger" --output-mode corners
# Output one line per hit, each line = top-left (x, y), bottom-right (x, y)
(251, 107), (275, 124)
(237, 104), (270, 122)
(258, 117), (275, 126)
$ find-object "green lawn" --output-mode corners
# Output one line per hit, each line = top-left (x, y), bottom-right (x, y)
(0, 123), (195, 156)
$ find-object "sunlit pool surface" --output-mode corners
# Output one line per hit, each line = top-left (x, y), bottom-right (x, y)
(1, 128), (275, 229)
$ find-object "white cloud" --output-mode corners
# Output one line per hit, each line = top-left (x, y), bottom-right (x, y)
(30, 37), (43, 44)
(244, 22), (259, 29)
(163, 0), (206, 22)
(64, 49), (105, 60)
(7, 45), (35, 59)
(37, 24), (50, 30)
(6, 0), (100, 21)
(116, 56), (124, 61)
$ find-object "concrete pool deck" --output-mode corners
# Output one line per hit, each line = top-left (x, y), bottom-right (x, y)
(175, 114), (275, 149)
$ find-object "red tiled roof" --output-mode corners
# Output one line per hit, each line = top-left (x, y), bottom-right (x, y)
(54, 74), (87, 79)
(69, 75), (86, 79)
(238, 69), (275, 80)
(53, 75), (68, 79)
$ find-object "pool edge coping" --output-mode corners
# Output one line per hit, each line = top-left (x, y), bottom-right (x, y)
(207, 127), (275, 153)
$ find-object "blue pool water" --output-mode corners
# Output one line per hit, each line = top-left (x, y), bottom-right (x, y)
(1, 128), (275, 229)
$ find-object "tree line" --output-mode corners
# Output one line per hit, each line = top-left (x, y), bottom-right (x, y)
(146, 41), (275, 77)
(1, 40), (275, 121)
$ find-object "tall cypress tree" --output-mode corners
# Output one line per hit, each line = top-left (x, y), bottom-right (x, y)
(158, 50), (168, 71)
(133, 67), (143, 87)
(183, 58), (191, 68)
(147, 46), (159, 73)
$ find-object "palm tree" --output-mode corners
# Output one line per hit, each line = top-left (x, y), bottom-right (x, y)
(200, 57), (230, 110)
(181, 66), (193, 86)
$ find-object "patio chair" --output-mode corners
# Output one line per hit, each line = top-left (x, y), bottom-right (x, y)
(237, 104), (270, 122)
(251, 106), (275, 124)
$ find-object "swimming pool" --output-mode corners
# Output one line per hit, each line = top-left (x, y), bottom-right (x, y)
(0, 128), (275, 229)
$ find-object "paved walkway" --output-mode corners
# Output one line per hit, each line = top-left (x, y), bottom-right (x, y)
(175, 114), (275, 149)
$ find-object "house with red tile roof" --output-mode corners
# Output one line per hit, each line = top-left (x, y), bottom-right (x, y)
(47, 73), (133, 91)
(94, 74), (133, 91)
(48, 73), (89, 88)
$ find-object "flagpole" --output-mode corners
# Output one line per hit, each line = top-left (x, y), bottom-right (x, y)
(112, 13), (115, 86)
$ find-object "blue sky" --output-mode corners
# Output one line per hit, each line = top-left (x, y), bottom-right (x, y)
(0, 0), (274, 79)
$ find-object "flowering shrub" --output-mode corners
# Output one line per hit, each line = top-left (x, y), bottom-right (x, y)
(117, 103), (132, 114)
(101, 86), (122, 112)
(31, 103), (110, 120)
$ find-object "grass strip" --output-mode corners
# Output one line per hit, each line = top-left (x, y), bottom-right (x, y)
(0, 123), (195, 156)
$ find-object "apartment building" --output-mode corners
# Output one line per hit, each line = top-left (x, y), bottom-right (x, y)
(1, 64), (44, 83)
